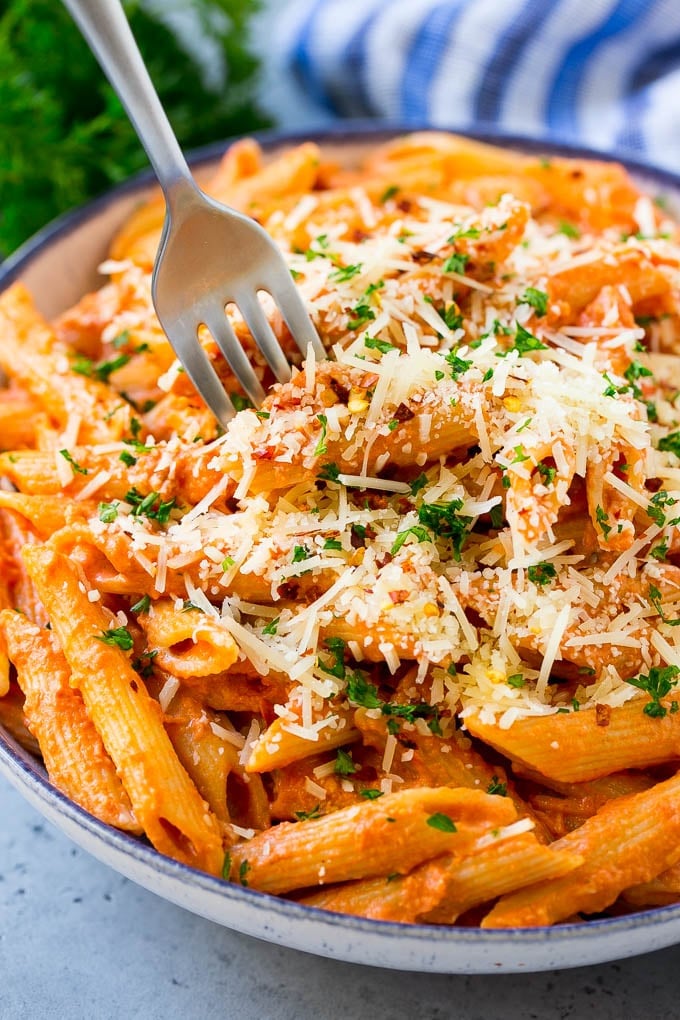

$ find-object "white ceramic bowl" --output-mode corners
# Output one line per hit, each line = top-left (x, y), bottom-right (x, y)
(3, 125), (680, 973)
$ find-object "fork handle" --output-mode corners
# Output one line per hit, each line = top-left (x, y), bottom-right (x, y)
(62, 0), (197, 205)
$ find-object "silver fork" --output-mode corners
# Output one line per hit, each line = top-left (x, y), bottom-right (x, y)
(63, 0), (325, 426)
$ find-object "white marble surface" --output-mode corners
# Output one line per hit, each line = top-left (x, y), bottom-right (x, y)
(2, 776), (679, 1020)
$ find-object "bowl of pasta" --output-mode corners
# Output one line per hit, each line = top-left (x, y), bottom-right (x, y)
(3, 124), (680, 973)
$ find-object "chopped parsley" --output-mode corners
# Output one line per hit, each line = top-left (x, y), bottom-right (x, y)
(346, 672), (382, 709)
(347, 302), (375, 331)
(501, 322), (547, 356)
(487, 776), (507, 797)
(489, 504), (504, 529)
(59, 449), (88, 475)
(98, 501), (118, 523)
(426, 813), (457, 833)
(221, 556), (235, 571)
(359, 789), (383, 800)
(323, 538), (343, 551)
(443, 252), (470, 275)
(651, 537), (669, 562)
(448, 226), (481, 242)
(557, 221), (580, 239)
(221, 853), (231, 880)
(649, 584), (680, 627)
(329, 262), (363, 283)
(409, 473), (428, 496)
(292, 545), (310, 563)
(437, 303), (464, 332)
(304, 234), (330, 260)
(262, 616), (279, 636)
(95, 353), (132, 382)
(230, 393), (253, 412)
(318, 637), (347, 680)
(647, 490), (678, 527)
(626, 664), (680, 718)
(535, 461), (556, 486)
(334, 749), (358, 776)
(379, 185), (399, 203)
(507, 674), (525, 688)
(131, 649), (158, 680)
(417, 498), (472, 559)
(390, 525), (431, 556)
(527, 562), (557, 586)
(294, 805), (323, 821)
(125, 488), (177, 524)
(595, 505), (611, 540)
(181, 600), (201, 613)
(382, 701), (441, 733)
(119, 450), (137, 467)
(517, 287), (548, 317)
(622, 360), (653, 398)
(511, 445), (530, 464)
(658, 431), (680, 458)
(96, 626), (133, 651)
(365, 279), (385, 298)
(443, 348), (472, 380)
(317, 462), (340, 483)
(364, 336), (397, 354)
(130, 594), (151, 614)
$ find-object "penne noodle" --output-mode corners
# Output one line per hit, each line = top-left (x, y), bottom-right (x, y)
(0, 609), (140, 832)
(227, 787), (516, 895)
(483, 771), (680, 928)
(22, 544), (224, 874)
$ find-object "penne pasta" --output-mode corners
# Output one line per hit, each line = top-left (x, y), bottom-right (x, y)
(21, 544), (224, 874)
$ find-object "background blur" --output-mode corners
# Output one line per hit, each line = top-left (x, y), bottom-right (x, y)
(0, 0), (271, 257)
(3, 0), (680, 257)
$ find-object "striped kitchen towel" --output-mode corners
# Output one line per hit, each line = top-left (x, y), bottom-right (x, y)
(277, 0), (680, 170)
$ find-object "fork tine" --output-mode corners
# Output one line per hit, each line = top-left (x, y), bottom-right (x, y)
(158, 318), (235, 428)
(235, 291), (292, 384)
(202, 311), (266, 408)
(266, 269), (326, 361)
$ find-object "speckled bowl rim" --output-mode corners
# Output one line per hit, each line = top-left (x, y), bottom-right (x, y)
(2, 122), (680, 973)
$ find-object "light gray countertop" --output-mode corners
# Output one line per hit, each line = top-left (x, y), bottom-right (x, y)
(2, 777), (679, 1020)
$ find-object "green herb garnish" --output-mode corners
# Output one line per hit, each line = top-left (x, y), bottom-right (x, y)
(626, 665), (680, 718)
(487, 776), (507, 797)
(517, 287), (548, 316)
(334, 749), (358, 776)
(98, 501), (118, 523)
(527, 562), (557, 586)
(443, 253), (470, 275)
(426, 813), (457, 833)
(96, 626), (133, 651)
(130, 594), (151, 614)
(59, 449), (88, 475)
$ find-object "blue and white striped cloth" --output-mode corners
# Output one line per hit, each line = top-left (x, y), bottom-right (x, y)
(276, 0), (680, 171)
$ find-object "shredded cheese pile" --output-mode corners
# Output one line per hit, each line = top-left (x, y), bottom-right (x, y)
(90, 179), (680, 742)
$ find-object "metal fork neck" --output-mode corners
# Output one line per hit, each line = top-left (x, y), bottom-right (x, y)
(62, 0), (196, 201)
